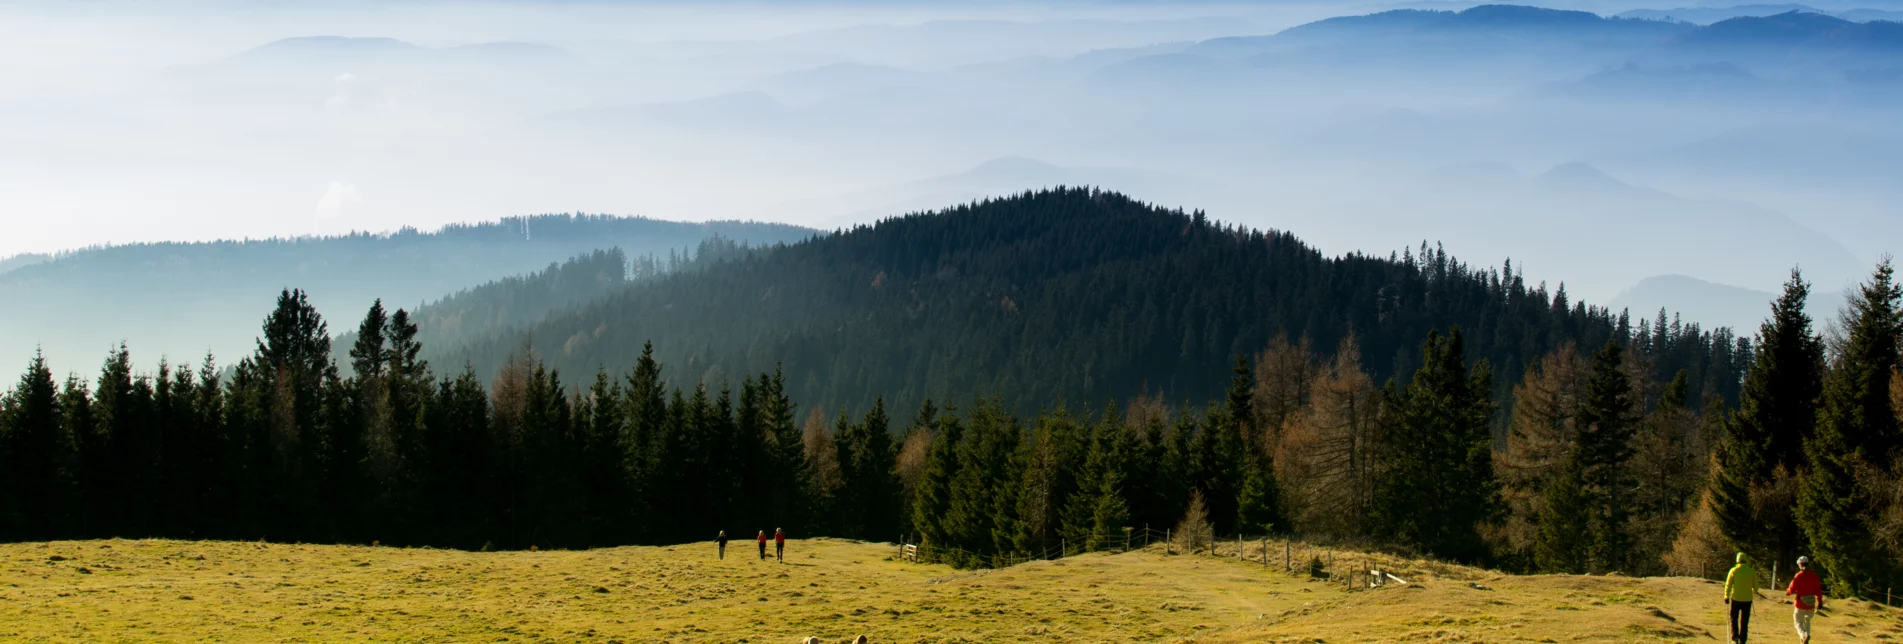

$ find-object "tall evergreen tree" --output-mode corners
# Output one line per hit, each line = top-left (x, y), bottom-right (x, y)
(1371, 328), (1499, 562)
(1577, 341), (1638, 573)
(1713, 270), (1824, 565)
(0, 351), (69, 540)
(1799, 259), (1902, 597)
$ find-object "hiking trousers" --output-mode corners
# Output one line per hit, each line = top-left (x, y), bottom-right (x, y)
(758, 543), (766, 560)
(1730, 600), (1753, 644)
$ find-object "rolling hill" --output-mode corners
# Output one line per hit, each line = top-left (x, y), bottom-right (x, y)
(435, 188), (1749, 417)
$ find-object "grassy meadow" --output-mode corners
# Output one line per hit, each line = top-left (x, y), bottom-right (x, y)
(0, 537), (1897, 643)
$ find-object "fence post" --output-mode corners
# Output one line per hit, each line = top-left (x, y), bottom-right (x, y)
(1165, 529), (1171, 555)
(1771, 562), (1778, 592)
(1261, 537), (1268, 566)
(1237, 534), (1242, 559)
(1124, 527), (1132, 553)
(1285, 540), (1292, 572)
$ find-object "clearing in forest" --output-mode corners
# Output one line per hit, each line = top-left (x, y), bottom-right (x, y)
(0, 537), (1898, 643)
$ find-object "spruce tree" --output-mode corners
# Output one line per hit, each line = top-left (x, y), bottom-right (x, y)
(1577, 341), (1637, 572)
(1713, 269), (1824, 565)
(1534, 455), (1592, 573)
(0, 351), (68, 540)
(1798, 259), (1902, 596)
(1371, 328), (1499, 562)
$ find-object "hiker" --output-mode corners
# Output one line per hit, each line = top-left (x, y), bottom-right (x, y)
(717, 530), (729, 560)
(775, 527), (786, 563)
(1725, 552), (1759, 644)
(757, 530), (768, 561)
(1786, 556), (1825, 644)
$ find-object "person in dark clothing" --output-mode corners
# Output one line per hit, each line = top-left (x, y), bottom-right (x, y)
(756, 530), (768, 560)
(717, 531), (729, 560)
(775, 528), (786, 563)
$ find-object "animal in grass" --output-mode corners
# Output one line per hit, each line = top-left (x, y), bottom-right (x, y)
(801, 638), (820, 644)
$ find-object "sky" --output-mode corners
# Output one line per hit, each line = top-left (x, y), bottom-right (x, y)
(2, 0), (1899, 314)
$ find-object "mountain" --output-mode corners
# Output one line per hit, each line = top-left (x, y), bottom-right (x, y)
(1616, 4), (1826, 24)
(1667, 12), (1903, 65)
(0, 216), (814, 374)
(1607, 274), (1846, 334)
(0, 254), (49, 277)
(439, 188), (1749, 417)
(1187, 5), (1690, 62)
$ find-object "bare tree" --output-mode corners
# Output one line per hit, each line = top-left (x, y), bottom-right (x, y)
(1495, 344), (1584, 557)
(1175, 489), (1215, 554)
(1253, 333), (1316, 449)
(1278, 333), (1380, 537)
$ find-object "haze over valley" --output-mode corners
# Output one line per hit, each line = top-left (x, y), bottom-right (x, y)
(6, 0), (1901, 362)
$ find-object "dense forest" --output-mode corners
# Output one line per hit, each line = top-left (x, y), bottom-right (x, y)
(0, 190), (1897, 600)
(445, 189), (1751, 420)
(0, 214), (814, 374)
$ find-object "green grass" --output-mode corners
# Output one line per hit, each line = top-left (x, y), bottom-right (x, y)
(0, 538), (1897, 643)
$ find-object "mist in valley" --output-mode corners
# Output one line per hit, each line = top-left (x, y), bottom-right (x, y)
(4, 0), (1902, 371)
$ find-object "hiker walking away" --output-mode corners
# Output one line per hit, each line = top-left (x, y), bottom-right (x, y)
(717, 530), (729, 560)
(1726, 552), (1760, 644)
(1786, 556), (1825, 644)
(775, 528), (786, 563)
(757, 530), (768, 561)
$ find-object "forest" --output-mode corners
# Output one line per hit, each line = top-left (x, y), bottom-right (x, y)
(0, 190), (1897, 600)
(441, 189), (1753, 419)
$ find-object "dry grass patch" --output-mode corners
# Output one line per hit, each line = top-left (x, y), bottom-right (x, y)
(0, 539), (1896, 643)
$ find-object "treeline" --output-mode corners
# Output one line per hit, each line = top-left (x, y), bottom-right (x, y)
(0, 262), (1897, 599)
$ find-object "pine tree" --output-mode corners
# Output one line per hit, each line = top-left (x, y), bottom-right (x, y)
(0, 351), (68, 540)
(1534, 455), (1592, 574)
(1798, 259), (1902, 597)
(1713, 269), (1824, 565)
(1371, 328), (1499, 562)
(1577, 341), (1637, 573)
(911, 408), (960, 548)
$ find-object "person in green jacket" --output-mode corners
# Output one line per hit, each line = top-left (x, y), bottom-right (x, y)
(1725, 552), (1760, 644)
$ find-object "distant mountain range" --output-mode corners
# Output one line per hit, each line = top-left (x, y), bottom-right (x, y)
(1608, 273), (1848, 334)
(1616, 4), (1903, 24)
(0, 216), (813, 374)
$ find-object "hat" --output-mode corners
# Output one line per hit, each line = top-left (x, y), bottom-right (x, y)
(1797, 556), (1811, 567)
(1736, 552), (1748, 564)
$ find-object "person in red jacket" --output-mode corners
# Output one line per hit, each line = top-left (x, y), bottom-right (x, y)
(1786, 556), (1825, 644)
(775, 528), (786, 563)
(756, 530), (768, 561)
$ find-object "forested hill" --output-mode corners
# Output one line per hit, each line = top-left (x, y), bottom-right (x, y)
(445, 188), (1748, 416)
(0, 215), (814, 374)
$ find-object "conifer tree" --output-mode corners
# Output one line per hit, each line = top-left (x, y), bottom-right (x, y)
(1535, 455), (1592, 573)
(1799, 259), (1901, 596)
(0, 351), (68, 540)
(1371, 328), (1499, 562)
(1577, 341), (1638, 572)
(1713, 270), (1824, 565)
